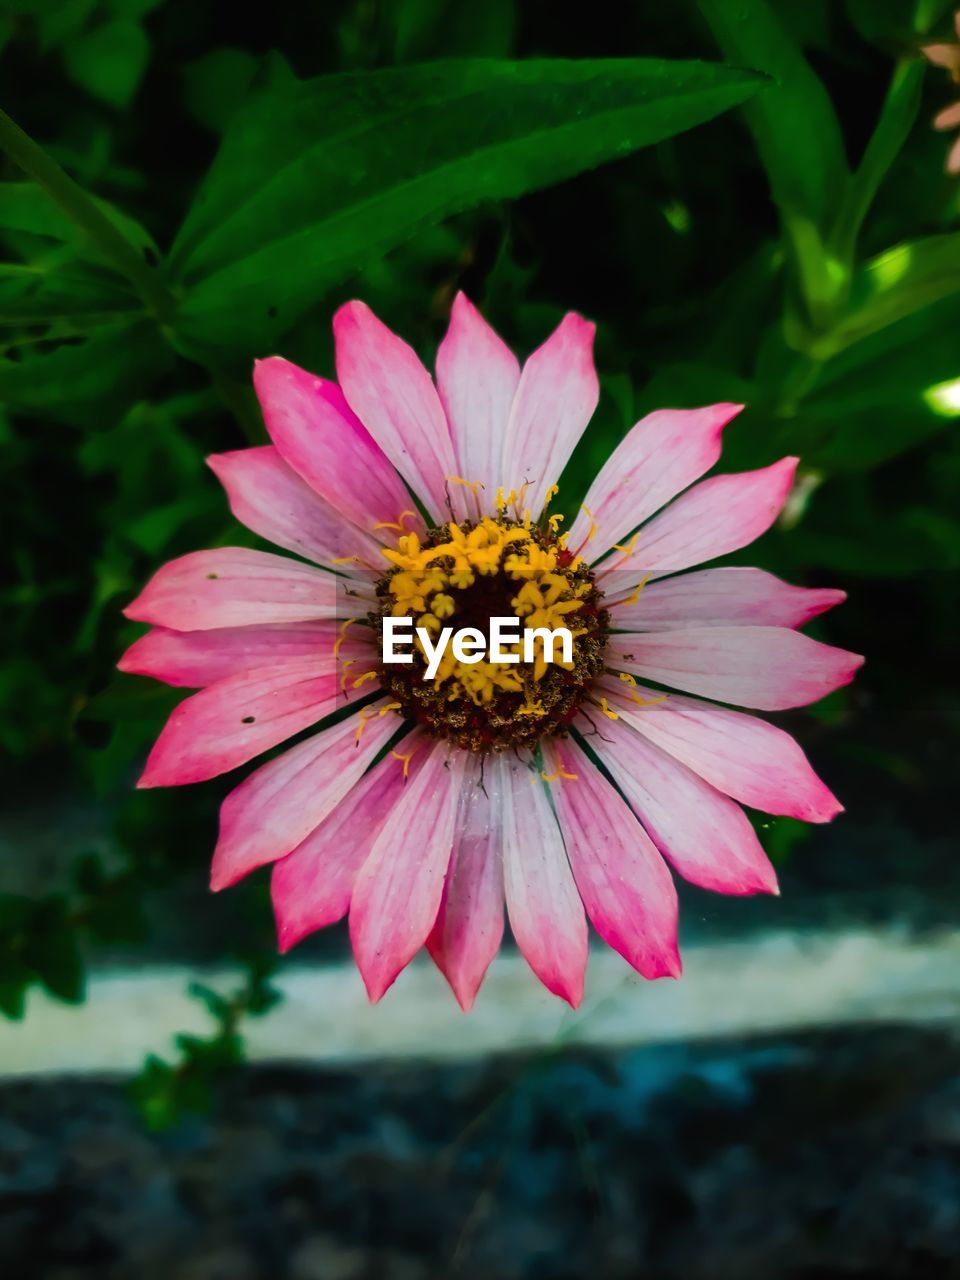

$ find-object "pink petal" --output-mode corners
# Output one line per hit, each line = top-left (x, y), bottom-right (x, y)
(579, 712), (777, 895)
(608, 626), (863, 710)
(498, 753), (588, 1006)
(271, 733), (427, 952)
(600, 457), (798, 580)
(118, 620), (370, 688)
(333, 300), (456, 522)
(124, 548), (344, 631)
(435, 292), (520, 521)
(426, 753), (505, 1010)
(208, 447), (383, 569)
(933, 99), (960, 130)
(138, 660), (346, 788)
(502, 313), (598, 518)
(609, 566), (845, 630)
(948, 132), (960, 174)
(922, 41), (960, 71)
(568, 404), (742, 558)
(543, 739), (680, 980)
(254, 357), (416, 531)
(596, 676), (841, 821)
(349, 741), (465, 1001)
(210, 698), (400, 890)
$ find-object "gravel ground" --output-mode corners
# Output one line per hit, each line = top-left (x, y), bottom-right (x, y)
(2, 1023), (959, 1279)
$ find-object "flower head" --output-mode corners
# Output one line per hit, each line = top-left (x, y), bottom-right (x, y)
(923, 10), (960, 173)
(120, 295), (861, 1008)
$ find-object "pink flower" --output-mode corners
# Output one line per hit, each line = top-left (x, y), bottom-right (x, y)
(923, 11), (960, 173)
(120, 296), (861, 1009)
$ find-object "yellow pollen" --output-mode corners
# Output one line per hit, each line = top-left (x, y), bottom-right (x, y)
(598, 697), (619, 721)
(541, 484), (560, 515)
(376, 506), (607, 742)
(431, 593), (456, 619)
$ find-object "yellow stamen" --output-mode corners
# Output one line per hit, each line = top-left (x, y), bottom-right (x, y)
(540, 767), (578, 783)
(334, 617), (358, 658)
(580, 504), (597, 542)
(598, 697), (619, 721)
(373, 510), (417, 533)
(612, 575), (650, 608)
(332, 555), (360, 565)
(541, 484), (560, 516)
(611, 531), (640, 555)
(354, 701), (402, 744)
(628, 689), (667, 708)
(351, 670), (379, 688)
(390, 749), (414, 779)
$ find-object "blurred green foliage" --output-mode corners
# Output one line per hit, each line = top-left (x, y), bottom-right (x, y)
(2, 0), (959, 1120)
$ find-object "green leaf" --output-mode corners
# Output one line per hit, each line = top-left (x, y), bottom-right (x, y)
(807, 232), (960, 358)
(0, 113), (174, 322)
(0, 181), (159, 264)
(783, 294), (960, 470)
(27, 909), (85, 1004)
(182, 48), (260, 134)
(846, 0), (956, 40)
(181, 48), (295, 136)
(0, 318), (172, 426)
(830, 59), (924, 266)
(0, 178), (159, 335)
(169, 57), (767, 356)
(1, 895), (86, 1009)
(63, 20), (150, 111)
(697, 0), (848, 229)
(0, 261), (141, 324)
(757, 815), (811, 865)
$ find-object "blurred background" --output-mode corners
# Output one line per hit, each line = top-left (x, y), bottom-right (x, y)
(2, 0), (960, 1276)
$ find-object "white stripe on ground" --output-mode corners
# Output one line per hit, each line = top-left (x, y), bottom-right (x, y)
(2, 926), (959, 1078)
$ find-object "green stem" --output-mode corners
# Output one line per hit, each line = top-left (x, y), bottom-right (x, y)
(777, 353), (823, 416)
(831, 59), (924, 267)
(0, 106), (175, 324)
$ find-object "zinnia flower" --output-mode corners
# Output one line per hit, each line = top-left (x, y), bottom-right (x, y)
(120, 296), (861, 1008)
(923, 11), (960, 173)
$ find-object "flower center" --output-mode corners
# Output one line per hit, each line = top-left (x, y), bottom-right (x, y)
(371, 509), (608, 752)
